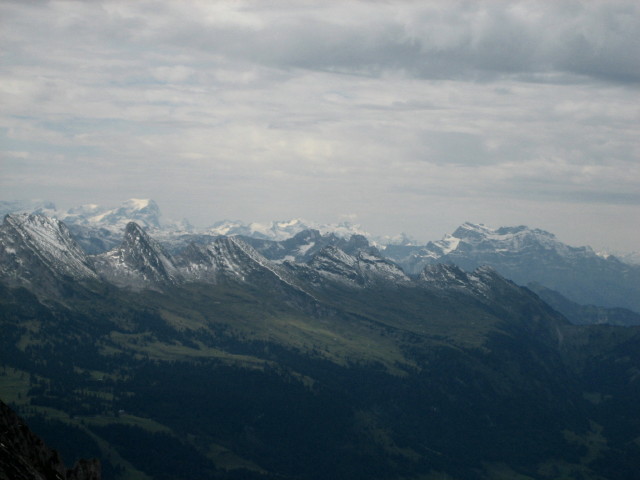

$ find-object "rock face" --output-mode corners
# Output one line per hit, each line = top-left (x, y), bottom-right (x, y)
(93, 222), (180, 289)
(419, 263), (494, 295)
(305, 245), (409, 287)
(241, 229), (381, 265)
(0, 400), (100, 480)
(0, 214), (97, 296)
(176, 235), (288, 284)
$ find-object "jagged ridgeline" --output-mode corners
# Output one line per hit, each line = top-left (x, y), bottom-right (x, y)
(1, 212), (640, 480)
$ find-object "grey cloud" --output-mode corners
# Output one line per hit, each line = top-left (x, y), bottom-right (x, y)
(497, 184), (640, 206)
(126, 1), (640, 84)
(412, 131), (492, 166)
(5, 1), (639, 84)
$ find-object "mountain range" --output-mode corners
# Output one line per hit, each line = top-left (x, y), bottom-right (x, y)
(1, 198), (639, 317)
(2, 200), (640, 479)
(383, 222), (640, 314)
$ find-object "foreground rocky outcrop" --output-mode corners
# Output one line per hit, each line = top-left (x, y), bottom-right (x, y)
(0, 400), (100, 480)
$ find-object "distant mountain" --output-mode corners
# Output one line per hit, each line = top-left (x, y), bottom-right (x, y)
(383, 222), (640, 313)
(528, 282), (640, 326)
(61, 199), (162, 230)
(615, 250), (640, 266)
(384, 222), (602, 273)
(61, 199), (165, 255)
(0, 200), (57, 218)
(206, 218), (369, 242)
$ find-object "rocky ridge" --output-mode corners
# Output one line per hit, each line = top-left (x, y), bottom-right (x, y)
(384, 222), (640, 313)
(93, 222), (180, 289)
(0, 214), (97, 297)
(2, 198), (640, 315)
(0, 214), (410, 301)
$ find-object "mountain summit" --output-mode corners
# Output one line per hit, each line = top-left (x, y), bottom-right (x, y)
(384, 222), (640, 313)
(206, 218), (370, 242)
(0, 213), (97, 295)
(62, 199), (162, 230)
(93, 222), (179, 289)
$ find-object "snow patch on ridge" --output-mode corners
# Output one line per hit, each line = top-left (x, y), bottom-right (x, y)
(0, 213), (97, 282)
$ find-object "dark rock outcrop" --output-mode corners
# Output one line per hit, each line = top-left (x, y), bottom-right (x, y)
(0, 400), (100, 480)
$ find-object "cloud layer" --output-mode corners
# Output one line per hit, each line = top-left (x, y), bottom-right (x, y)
(1, 0), (639, 251)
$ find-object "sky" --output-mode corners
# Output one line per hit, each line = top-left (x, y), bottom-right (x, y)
(1, 0), (639, 252)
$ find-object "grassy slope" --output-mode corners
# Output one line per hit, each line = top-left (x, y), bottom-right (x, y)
(2, 279), (640, 480)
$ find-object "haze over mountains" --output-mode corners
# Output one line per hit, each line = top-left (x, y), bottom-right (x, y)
(4, 197), (636, 255)
(2, 197), (639, 318)
(2, 198), (640, 479)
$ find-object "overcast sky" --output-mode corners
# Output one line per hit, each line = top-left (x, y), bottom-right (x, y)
(1, 0), (639, 252)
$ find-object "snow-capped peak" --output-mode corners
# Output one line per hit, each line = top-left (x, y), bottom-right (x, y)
(0, 199), (57, 218)
(65, 203), (103, 216)
(206, 218), (369, 242)
(419, 263), (500, 297)
(308, 245), (409, 287)
(450, 222), (543, 245)
(275, 219), (303, 229)
(0, 213), (97, 283)
(123, 198), (153, 210)
(57, 198), (161, 230)
(373, 232), (417, 247)
(436, 234), (461, 255)
(437, 222), (593, 258)
(92, 221), (180, 289)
